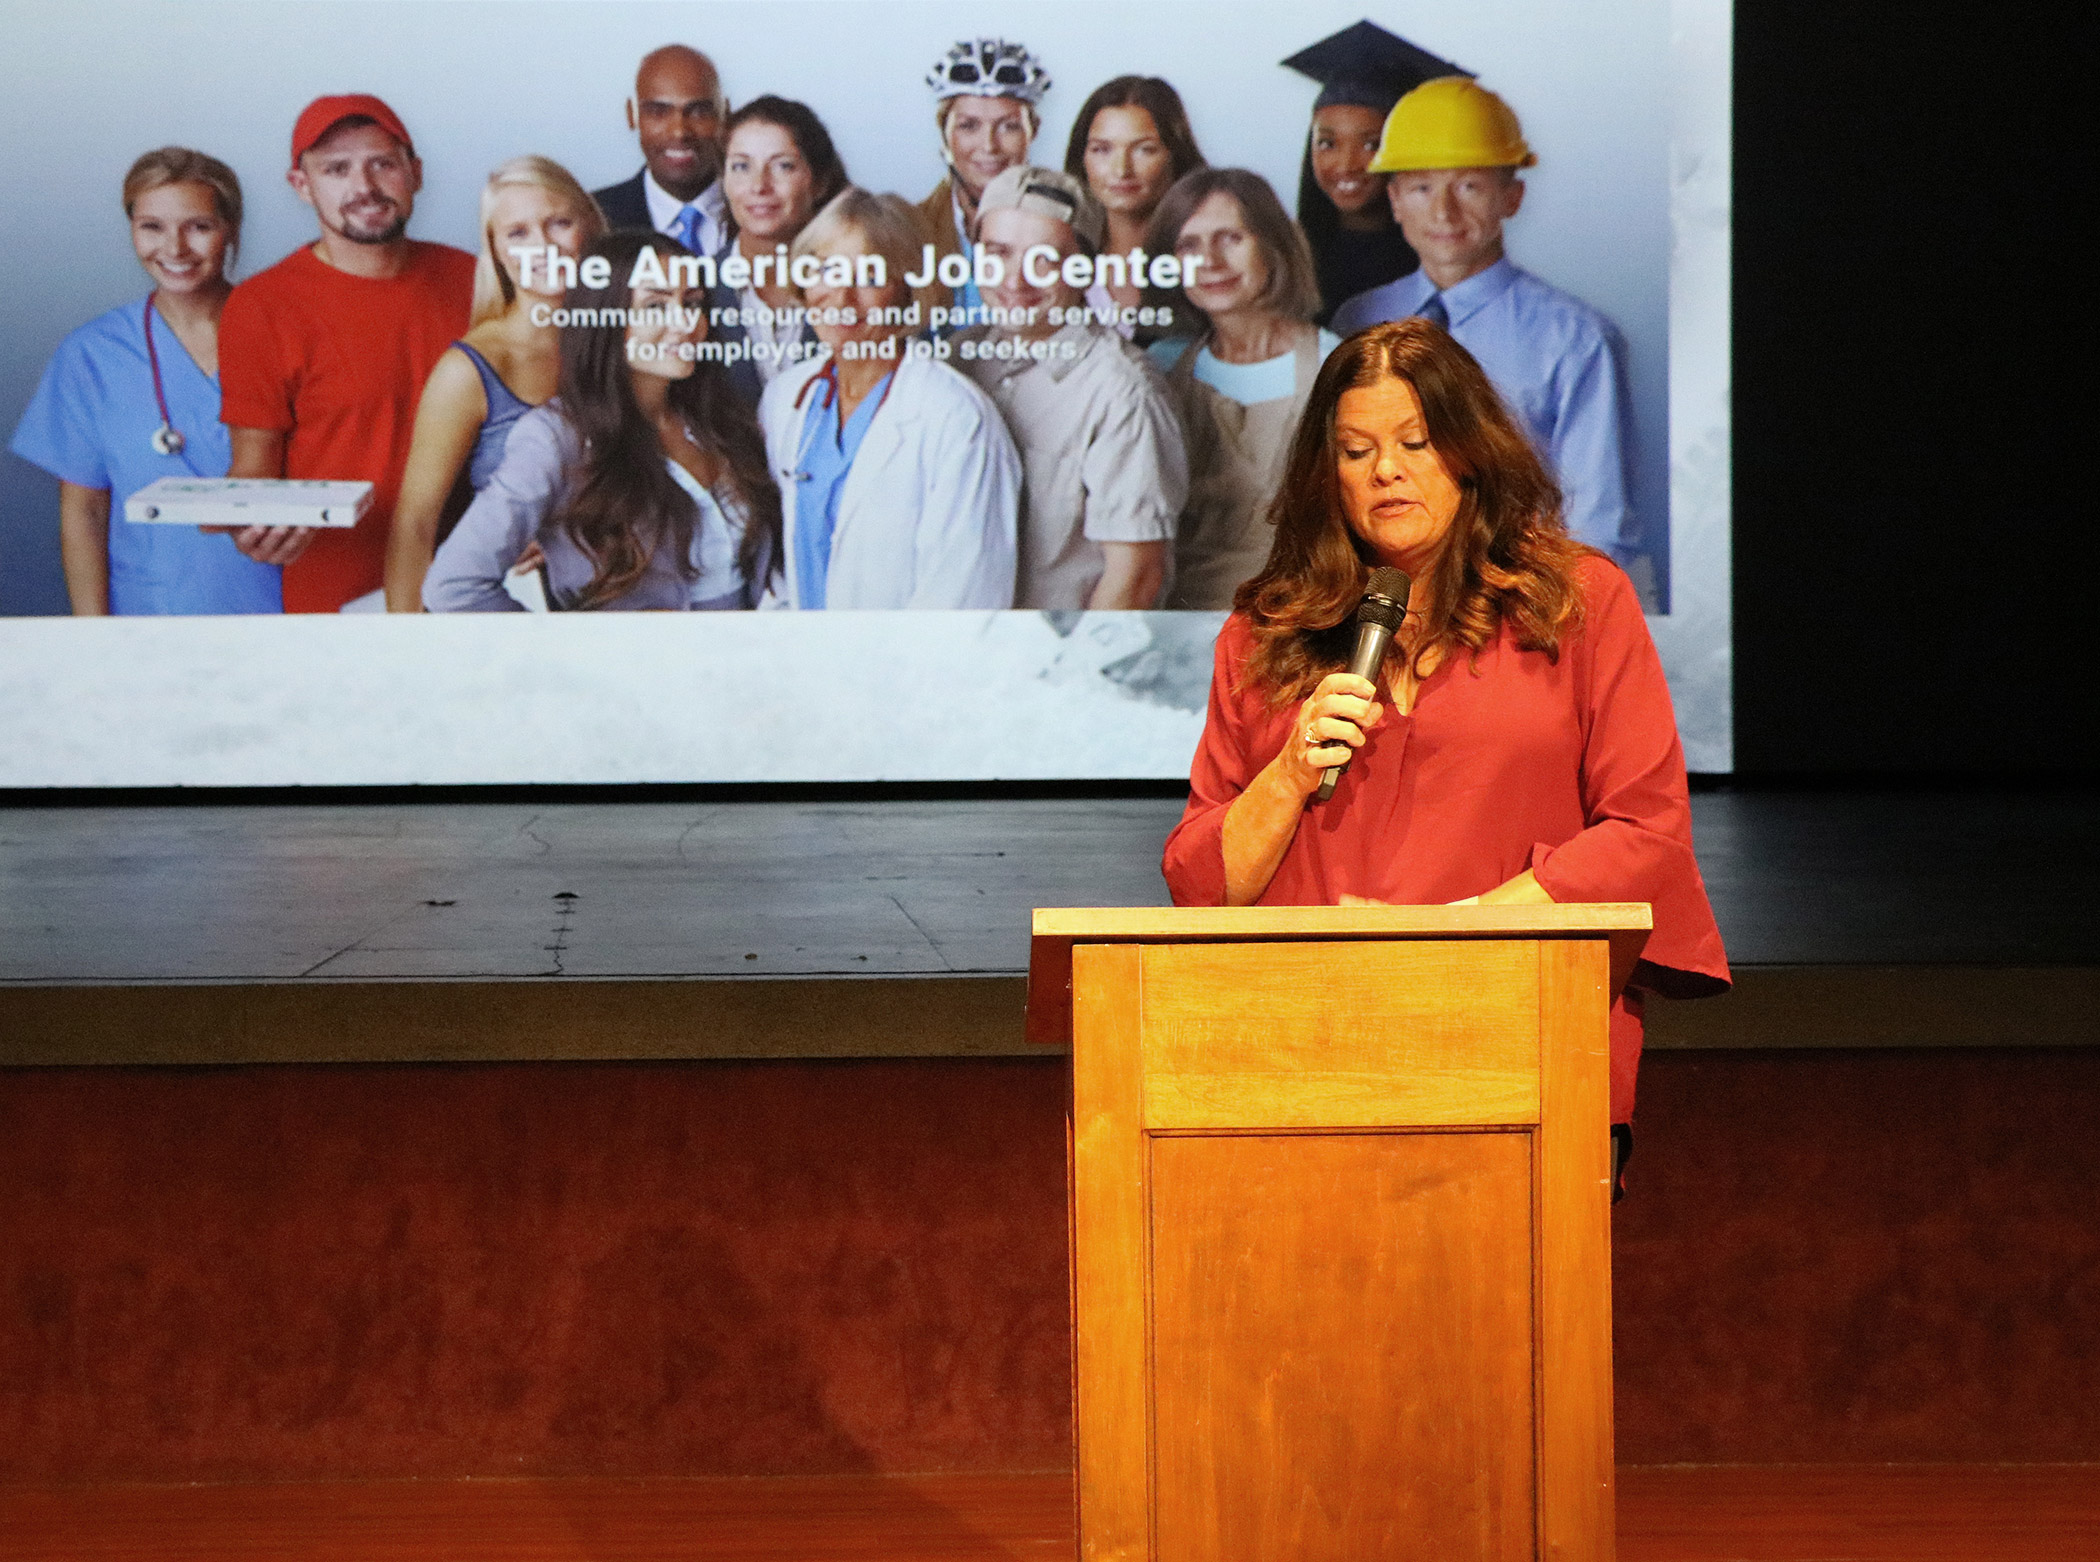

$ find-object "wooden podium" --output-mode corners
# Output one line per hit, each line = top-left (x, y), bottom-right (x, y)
(1028, 905), (1652, 1562)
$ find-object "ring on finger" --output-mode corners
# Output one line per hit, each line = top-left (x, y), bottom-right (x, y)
(1304, 725), (1321, 747)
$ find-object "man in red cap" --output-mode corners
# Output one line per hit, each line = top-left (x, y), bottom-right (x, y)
(216, 95), (475, 611)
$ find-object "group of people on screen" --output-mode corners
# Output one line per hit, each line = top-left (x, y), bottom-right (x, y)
(10, 22), (1639, 618)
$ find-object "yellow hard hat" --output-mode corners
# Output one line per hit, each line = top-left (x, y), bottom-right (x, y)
(1368, 76), (1537, 173)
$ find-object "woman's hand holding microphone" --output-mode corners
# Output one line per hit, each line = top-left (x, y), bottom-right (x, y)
(1280, 671), (1383, 796)
(1220, 669), (1384, 904)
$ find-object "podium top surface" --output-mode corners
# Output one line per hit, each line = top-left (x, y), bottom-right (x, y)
(1027, 904), (1653, 1046)
(1034, 903), (1651, 940)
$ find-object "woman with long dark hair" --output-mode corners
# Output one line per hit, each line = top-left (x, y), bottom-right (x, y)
(1163, 318), (1726, 1155)
(714, 96), (848, 400)
(1280, 21), (1459, 323)
(1062, 75), (1204, 335)
(423, 230), (778, 611)
(1295, 85), (1417, 326)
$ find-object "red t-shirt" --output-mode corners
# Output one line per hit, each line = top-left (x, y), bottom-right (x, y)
(219, 241), (475, 612)
(1162, 557), (1730, 1123)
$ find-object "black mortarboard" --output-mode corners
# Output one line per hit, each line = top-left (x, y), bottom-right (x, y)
(1282, 20), (1469, 114)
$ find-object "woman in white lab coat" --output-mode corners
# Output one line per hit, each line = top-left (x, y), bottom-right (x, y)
(758, 187), (1019, 609)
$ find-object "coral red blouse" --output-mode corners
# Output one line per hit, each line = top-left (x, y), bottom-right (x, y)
(1162, 557), (1729, 1122)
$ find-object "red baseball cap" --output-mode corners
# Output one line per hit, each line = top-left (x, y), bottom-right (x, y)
(290, 94), (415, 165)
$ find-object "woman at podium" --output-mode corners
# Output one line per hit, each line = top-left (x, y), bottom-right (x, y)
(1162, 317), (1726, 1133)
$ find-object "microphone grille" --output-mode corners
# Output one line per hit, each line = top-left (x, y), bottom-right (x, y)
(1355, 567), (1411, 632)
(1367, 567), (1410, 604)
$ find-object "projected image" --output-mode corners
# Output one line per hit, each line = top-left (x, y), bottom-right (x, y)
(0, 0), (1726, 783)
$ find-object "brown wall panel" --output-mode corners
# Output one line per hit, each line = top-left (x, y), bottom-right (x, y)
(0, 1047), (2094, 1483)
(0, 1059), (1072, 1483)
(1612, 1048), (2100, 1463)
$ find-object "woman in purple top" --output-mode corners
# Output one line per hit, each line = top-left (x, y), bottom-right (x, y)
(423, 231), (779, 613)
(385, 156), (604, 609)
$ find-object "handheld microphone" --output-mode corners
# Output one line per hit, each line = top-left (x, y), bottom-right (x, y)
(1315, 567), (1411, 803)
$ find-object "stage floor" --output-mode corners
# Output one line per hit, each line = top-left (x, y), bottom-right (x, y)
(3, 789), (2094, 984)
(1, 1466), (2094, 1561)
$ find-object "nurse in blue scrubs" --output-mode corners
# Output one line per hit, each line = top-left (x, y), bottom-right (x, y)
(9, 148), (281, 615)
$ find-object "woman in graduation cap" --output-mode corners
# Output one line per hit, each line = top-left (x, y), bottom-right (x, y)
(1284, 21), (1462, 326)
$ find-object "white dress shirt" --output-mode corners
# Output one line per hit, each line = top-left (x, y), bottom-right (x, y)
(643, 171), (729, 258)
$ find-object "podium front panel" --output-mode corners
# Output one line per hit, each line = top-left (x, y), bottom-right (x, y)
(1151, 1130), (1536, 1559)
(1138, 941), (1542, 1129)
(1069, 934), (1615, 1562)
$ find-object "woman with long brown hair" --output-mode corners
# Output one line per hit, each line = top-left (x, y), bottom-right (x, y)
(1162, 318), (1725, 1151)
(714, 97), (849, 401)
(1063, 75), (1205, 335)
(423, 230), (778, 611)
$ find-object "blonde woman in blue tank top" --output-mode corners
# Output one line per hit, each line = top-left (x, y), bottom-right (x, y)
(383, 156), (605, 610)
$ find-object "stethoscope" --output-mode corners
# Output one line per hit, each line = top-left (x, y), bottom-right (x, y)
(789, 357), (897, 481)
(144, 297), (200, 468)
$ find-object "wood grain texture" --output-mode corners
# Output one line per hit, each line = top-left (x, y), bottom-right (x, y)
(1027, 906), (1649, 1047)
(0, 977), (1040, 1066)
(1616, 1463), (2100, 1562)
(0, 1059), (1077, 1485)
(12, 965), (2092, 1070)
(1538, 939), (1618, 1562)
(1136, 942), (1540, 1129)
(0, 1472), (1080, 1561)
(1064, 927), (1618, 1560)
(0, 1050), (2089, 1492)
(1038, 906), (1654, 940)
(1149, 1131), (1537, 1562)
(1142, 1071), (1536, 1129)
(1068, 944), (1150, 1562)
(1615, 1048), (2100, 1466)
(0, 1465), (2093, 1562)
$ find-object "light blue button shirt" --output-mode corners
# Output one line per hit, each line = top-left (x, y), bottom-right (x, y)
(1331, 258), (1636, 558)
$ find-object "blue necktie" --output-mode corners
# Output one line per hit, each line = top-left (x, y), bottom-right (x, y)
(1418, 292), (1450, 328)
(672, 205), (703, 255)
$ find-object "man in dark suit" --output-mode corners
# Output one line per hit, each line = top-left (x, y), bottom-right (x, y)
(592, 45), (730, 257)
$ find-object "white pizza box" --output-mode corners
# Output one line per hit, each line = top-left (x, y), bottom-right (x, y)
(124, 477), (374, 528)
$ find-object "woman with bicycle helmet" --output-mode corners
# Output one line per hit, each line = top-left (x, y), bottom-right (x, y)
(916, 37), (1051, 314)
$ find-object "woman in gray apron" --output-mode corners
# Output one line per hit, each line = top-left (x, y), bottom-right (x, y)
(1146, 169), (1337, 610)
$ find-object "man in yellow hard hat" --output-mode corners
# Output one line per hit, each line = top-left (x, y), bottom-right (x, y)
(1331, 77), (1636, 561)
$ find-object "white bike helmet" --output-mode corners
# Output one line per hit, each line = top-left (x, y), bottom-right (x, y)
(926, 38), (1051, 105)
